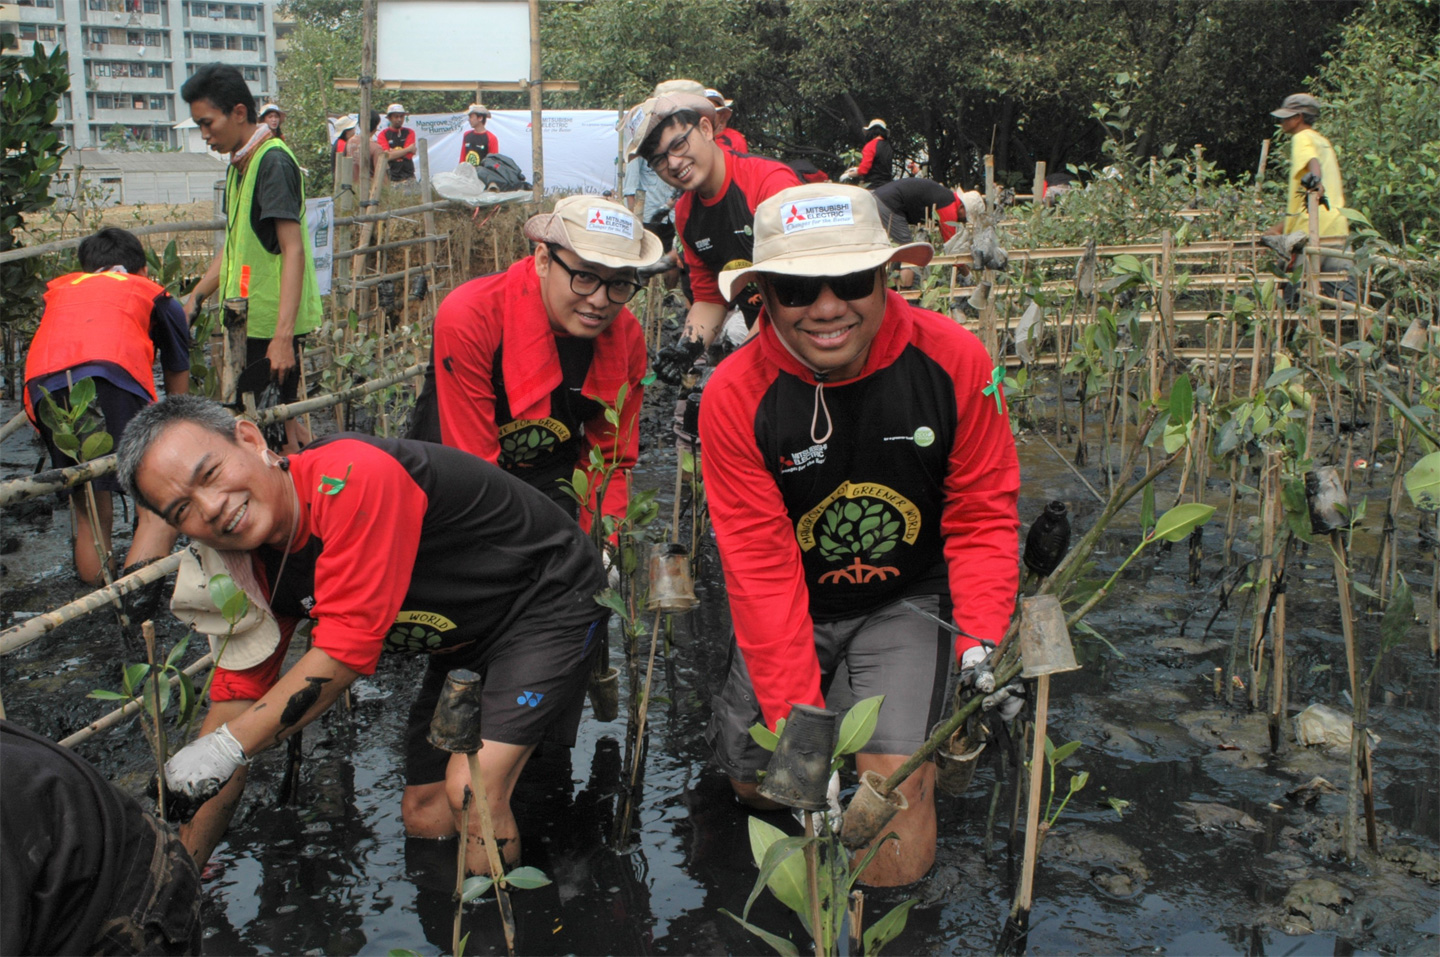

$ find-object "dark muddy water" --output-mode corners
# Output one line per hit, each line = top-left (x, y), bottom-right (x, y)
(3, 397), (1438, 955)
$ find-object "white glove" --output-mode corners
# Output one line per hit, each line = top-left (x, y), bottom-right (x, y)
(164, 723), (250, 800)
(959, 645), (996, 694)
(602, 550), (622, 589)
(983, 682), (1027, 723)
(792, 771), (842, 830)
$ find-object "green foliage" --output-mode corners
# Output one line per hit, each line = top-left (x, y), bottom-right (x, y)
(1041, 736), (1090, 827)
(36, 379), (111, 465)
(1403, 451), (1440, 511)
(1, 31), (71, 328)
(1310, 0), (1440, 253)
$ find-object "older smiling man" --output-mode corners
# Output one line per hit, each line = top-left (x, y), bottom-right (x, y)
(698, 184), (1020, 886)
(117, 397), (607, 875)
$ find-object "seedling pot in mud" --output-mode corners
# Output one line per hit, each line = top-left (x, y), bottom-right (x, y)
(427, 668), (484, 753)
(647, 542), (698, 612)
(588, 666), (620, 722)
(934, 725), (988, 797)
(1305, 467), (1349, 535)
(840, 768), (910, 849)
(757, 703), (838, 810)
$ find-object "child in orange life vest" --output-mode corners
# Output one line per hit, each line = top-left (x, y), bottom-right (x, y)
(23, 227), (191, 585)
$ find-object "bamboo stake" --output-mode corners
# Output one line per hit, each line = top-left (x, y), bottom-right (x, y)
(1248, 453), (1280, 710)
(1327, 529), (1363, 861)
(464, 751), (516, 956)
(0, 554), (183, 655)
(1269, 538), (1289, 753)
(804, 811), (823, 957)
(452, 785), (471, 957)
(59, 653), (214, 748)
(143, 621), (168, 820)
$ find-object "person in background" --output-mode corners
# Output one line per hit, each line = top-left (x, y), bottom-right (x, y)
(623, 90), (800, 384)
(258, 102), (284, 139)
(870, 177), (981, 286)
(1266, 92), (1354, 301)
(786, 157), (831, 184)
(118, 396), (608, 877)
(855, 118), (894, 185)
(1, 720), (203, 956)
(460, 104), (499, 166)
(421, 196), (657, 533)
(699, 184), (1020, 886)
(180, 63), (322, 452)
(22, 227), (189, 585)
(378, 103), (418, 182)
(705, 88), (749, 154)
(332, 114), (358, 156)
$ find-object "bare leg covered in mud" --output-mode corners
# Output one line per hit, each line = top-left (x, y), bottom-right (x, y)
(402, 742), (536, 875)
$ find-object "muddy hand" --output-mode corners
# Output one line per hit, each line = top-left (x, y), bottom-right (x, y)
(982, 680), (1026, 723)
(959, 644), (996, 694)
(653, 335), (705, 385)
(154, 723), (250, 822)
(265, 336), (296, 382)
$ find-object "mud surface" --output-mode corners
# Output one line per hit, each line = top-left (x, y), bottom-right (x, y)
(3, 389), (1438, 955)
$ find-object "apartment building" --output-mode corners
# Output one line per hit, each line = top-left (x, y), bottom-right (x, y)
(3, 0), (279, 149)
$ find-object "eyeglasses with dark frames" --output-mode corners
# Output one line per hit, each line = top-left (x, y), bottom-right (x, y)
(546, 245), (642, 304)
(646, 126), (697, 171)
(763, 268), (881, 308)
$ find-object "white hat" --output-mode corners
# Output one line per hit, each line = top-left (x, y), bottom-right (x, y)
(718, 184), (932, 301)
(958, 190), (985, 224)
(620, 92), (716, 161)
(704, 88), (734, 110)
(652, 78), (707, 97)
(170, 543), (282, 671)
(333, 115), (358, 135)
(385, 102), (407, 115)
(467, 103), (491, 117)
(523, 195), (665, 269)
(258, 103), (282, 118)
(865, 118), (887, 132)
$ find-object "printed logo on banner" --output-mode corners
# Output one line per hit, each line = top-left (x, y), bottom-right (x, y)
(781, 197), (855, 234)
(586, 207), (636, 239)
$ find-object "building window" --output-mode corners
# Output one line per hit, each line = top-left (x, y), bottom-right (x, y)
(241, 36), (257, 51)
(88, 28), (108, 45)
(19, 0), (58, 8)
(241, 66), (259, 81)
(241, 5), (256, 20)
(144, 0), (160, 11)
(149, 95), (166, 110)
(19, 24), (36, 41)
(95, 93), (117, 109)
(148, 63), (165, 78)
(191, 33), (208, 48)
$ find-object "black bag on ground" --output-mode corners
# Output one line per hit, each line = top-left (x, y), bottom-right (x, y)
(475, 154), (530, 192)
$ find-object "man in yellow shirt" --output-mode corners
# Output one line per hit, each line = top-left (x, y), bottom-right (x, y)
(1268, 93), (1354, 300)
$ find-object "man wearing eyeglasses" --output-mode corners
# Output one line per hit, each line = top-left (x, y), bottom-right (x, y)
(699, 184), (1020, 886)
(423, 196), (659, 532)
(622, 91), (800, 385)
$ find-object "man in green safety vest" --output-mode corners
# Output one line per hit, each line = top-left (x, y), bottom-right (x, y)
(181, 63), (322, 451)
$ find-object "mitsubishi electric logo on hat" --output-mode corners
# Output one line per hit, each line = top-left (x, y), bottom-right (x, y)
(782, 197), (855, 234)
(585, 207), (637, 240)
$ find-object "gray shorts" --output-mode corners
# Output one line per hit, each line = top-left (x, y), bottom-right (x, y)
(705, 594), (952, 782)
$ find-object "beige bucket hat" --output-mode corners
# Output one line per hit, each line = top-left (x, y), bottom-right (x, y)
(524, 195), (664, 269)
(620, 92), (716, 161)
(652, 78), (707, 97)
(170, 542), (282, 671)
(958, 190), (985, 224)
(718, 184), (933, 301)
(333, 115), (358, 136)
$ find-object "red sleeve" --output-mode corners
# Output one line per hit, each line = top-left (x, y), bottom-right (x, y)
(674, 194), (723, 305)
(459, 140), (468, 164)
(925, 316), (1021, 658)
(857, 137), (879, 176)
(731, 130), (749, 153)
(580, 323), (647, 534)
(404, 129), (417, 149)
(303, 442), (428, 674)
(375, 129), (387, 148)
(752, 163), (804, 206)
(487, 131), (500, 155)
(432, 284), (505, 463)
(699, 359), (822, 730)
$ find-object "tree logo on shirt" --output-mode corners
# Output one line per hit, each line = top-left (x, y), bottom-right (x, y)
(384, 610), (458, 653)
(498, 417), (571, 467)
(796, 481), (921, 585)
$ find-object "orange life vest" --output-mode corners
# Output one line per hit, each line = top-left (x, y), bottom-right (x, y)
(24, 270), (168, 424)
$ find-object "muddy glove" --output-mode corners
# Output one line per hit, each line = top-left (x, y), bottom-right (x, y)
(959, 645), (996, 695)
(1300, 171), (1322, 191)
(118, 557), (167, 627)
(153, 723), (250, 822)
(982, 680), (1027, 723)
(653, 335), (705, 385)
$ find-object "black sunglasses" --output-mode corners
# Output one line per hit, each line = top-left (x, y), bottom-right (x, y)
(546, 245), (641, 304)
(764, 268), (880, 308)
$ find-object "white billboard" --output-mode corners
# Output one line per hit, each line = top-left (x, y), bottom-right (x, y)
(407, 110), (622, 195)
(376, 0), (531, 84)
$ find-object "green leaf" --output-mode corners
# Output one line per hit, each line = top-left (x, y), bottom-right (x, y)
(68, 377), (96, 413)
(1070, 770), (1091, 793)
(53, 430), (80, 455)
(743, 834), (816, 923)
(1264, 366), (1303, 388)
(1352, 580), (1380, 599)
(569, 467), (589, 501)
(208, 574), (241, 616)
(221, 590), (250, 627)
(177, 672), (197, 726)
(746, 817), (810, 920)
(164, 632), (191, 669)
(593, 588), (627, 619)
(1169, 373), (1193, 425)
(123, 662), (150, 696)
(749, 721), (779, 752)
(719, 909), (800, 957)
(1150, 503), (1216, 543)
(502, 866), (551, 890)
(863, 899), (918, 955)
(834, 695), (884, 757)
(1379, 577), (1414, 651)
(1049, 740), (1082, 766)
(1403, 452), (1440, 510)
(80, 431), (113, 460)
(460, 875), (494, 902)
(88, 689), (128, 700)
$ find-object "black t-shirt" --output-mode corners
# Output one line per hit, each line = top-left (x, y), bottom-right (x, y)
(871, 178), (956, 225)
(0, 721), (153, 957)
(491, 336), (599, 508)
(224, 147), (304, 256)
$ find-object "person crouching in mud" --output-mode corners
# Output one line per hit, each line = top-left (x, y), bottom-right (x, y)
(117, 395), (607, 875)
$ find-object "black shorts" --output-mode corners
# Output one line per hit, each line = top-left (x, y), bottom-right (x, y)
(403, 613), (608, 786)
(92, 811), (203, 956)
(236, 335), (306, 407)
(647, 221), (676, 252)
(30, 376), (147, 497)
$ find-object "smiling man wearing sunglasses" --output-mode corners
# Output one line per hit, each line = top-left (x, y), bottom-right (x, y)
(418, 196), (660, 532)
(699, 184), (1020, 886)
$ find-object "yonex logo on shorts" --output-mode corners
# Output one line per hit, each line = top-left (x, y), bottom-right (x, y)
(781, 197), (855, 234)
(585, 208), (636, 240)
(517, 691), (545, 707)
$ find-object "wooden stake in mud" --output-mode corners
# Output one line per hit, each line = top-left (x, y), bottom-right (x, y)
(804, 811), (823, 957)
(452, 785), (471, 957)
(1001, 596), (1080, 955)
(1247, 452), (1280, 711)
(143, 621), (167, 821)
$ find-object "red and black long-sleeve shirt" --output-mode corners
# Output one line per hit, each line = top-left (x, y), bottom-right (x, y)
(871, 177), (963, 241)
(714, 128), (749, 154)
(376, 125), (417, 180)
(674, 153), (801, 314)
(857, 135), (894, 183)
(460, 129), (500, 166)
(430, 258), (647, 531)
(698, 293), (1020, 728)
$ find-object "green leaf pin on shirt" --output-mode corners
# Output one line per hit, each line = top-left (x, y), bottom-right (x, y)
(318, 463), (353, 496)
